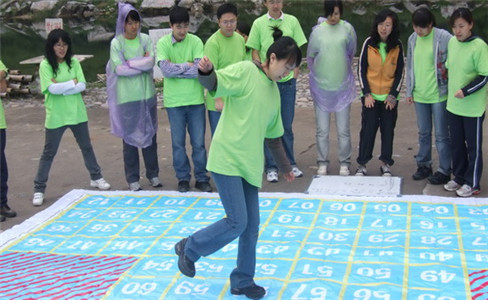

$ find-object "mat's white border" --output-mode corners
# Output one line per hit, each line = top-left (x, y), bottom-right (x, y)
(1, 189), (487, 250)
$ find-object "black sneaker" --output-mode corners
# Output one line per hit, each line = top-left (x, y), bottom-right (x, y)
(231, 283), (266, 300)
(0, 204), (17, 218)
(195, 181), (212, 192)
(428, 171), (450, 185)
(178, 180), (190, 193)
(0, 215), (5, 222)
(174, 238), (195, 277)
(412, 166), (432, 180)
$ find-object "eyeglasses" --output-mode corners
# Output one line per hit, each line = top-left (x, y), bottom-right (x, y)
(220, 19), (237, 26)
(54, 43), (68, 49)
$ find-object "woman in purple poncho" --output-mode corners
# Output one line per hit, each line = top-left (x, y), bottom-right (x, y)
(307, 0), (357, 176)
(106, 2), (161, 191)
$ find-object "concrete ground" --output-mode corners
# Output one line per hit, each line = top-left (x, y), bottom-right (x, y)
(1, 99), (487, 232)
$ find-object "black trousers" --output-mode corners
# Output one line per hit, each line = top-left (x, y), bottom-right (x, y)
(448, 111), (484, 189)
(123, 134), (159, 184)
(0, 129), (8, 205)
(357, 98), (398, 166)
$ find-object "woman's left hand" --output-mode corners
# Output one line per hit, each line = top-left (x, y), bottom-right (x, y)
(198, 56), (213, 73)
(284, 171), (295, 182)
(454, 89), (465, 98)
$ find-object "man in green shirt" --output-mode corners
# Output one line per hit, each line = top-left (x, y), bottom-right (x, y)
(247, 0), (307, 182)
(204, 3), (246, 135)
(156, 6), (211, 193)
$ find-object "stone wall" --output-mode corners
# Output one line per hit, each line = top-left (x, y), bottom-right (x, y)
(1, 0), (96, 18)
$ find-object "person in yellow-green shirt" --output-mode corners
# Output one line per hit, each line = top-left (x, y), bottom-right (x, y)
(406, 7), (452, 185)
(356, 9), (404, 177)
(307, 0), (357, 177)
(32, 29), (111, 207)
(174, 30), (298, 300)
(156, 6), (211, 193)
(236, 21), (253, 61)
(247, 0), (307, 182)
(107, 2), (161, 192)
(443, 8), (488, 197)
(0, 60), (17, 222)
(204, 3), (246, 135)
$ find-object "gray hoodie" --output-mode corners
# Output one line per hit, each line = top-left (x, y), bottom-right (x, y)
(406, 27), (452, 100)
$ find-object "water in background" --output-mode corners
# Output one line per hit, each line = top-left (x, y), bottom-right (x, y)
(1, 1), (487, 82)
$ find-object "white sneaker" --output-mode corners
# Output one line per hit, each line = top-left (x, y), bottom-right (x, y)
(339, 165), (350, 176)
(292, 167), (303, 178)
(380, 164), (392, 176)
(90, 178), (111, 190)
(317, 165), (327, 175)
(129, 182), (142, 191)
(266, 171), (279, 183)
(444, 180), (461, 192)
(32, 192), (44, 206)
(355, 165), (367, 176)
(456, 184), (480, 197)
(149, 177), (162, 187)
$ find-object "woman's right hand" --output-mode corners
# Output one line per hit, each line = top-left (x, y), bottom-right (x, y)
(198, 56), (213, 73)
(364, 94), (374, 108)
(406, 97), (414, 104)
(215, 98), (224, 111)
(284, 171), (295, 182)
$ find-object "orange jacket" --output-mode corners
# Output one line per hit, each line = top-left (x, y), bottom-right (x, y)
(358, 37), (404, 98)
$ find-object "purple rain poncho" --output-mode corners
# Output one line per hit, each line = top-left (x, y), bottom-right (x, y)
(307, 20), (357, 112)
(106, 2), (157, 148)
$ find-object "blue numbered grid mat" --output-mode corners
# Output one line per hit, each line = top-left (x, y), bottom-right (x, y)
(1, 190), (487, 299)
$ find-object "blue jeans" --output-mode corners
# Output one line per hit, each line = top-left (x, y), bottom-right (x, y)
(315, 103), (351, 166)
(265, 78), (297, 171)
(414, 101), (451, 175)
(166, 104), (209, 182)
(34, 122), (103, 193)
(185, 172), (260, 289)
(207, 110), (221, 137)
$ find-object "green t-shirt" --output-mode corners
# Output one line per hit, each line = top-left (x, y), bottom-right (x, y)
(446, 37), (488, 117)
(39, 58), (88, 129)
(110, 34), (156, 104)
(0, 60), (7, 129)
(413, 30), (442, 103)
(156, 33), (204, 108)
(246, 13), (307, 82)
(371, 42), (388, 101)
(204, 30), (246, 111)
(244, 48), (253, 61)
(207, 61), (283, 188)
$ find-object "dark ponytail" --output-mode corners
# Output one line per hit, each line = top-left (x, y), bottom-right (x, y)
(266, 26), (302, 68)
